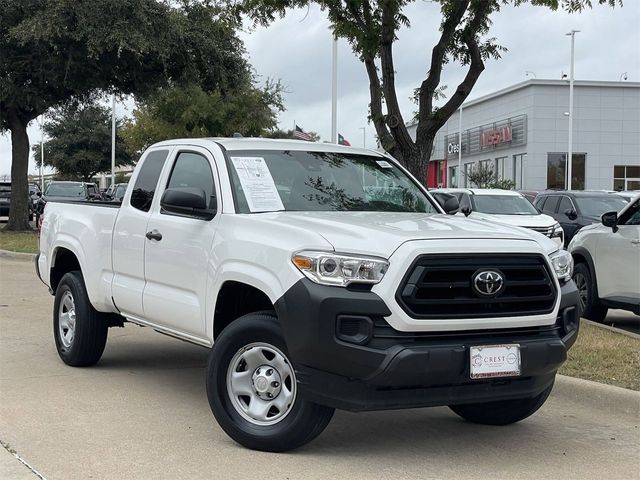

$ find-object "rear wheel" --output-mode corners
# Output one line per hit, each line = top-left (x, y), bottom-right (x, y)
(53, 271), (108, 366)
(573, 262), (608, 322)
(206, 313), (334, 452)
(449, 381), (554, 425)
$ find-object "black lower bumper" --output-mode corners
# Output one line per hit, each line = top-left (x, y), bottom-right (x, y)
(274, 278), (580, 412)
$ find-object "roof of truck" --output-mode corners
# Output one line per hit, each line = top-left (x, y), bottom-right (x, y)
(149, 137), (384, 157)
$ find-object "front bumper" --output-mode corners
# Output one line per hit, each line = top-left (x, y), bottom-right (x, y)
(274, 279), (580, 411)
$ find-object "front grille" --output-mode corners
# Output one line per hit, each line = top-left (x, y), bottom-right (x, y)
(396, 254), (557, 319)
(524, 225), (554, 238)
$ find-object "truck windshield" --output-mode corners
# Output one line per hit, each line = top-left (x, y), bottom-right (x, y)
(472, 195), (539, 215)
(45, 183), (84, 197)
(227, 150), (437, 214)
(576, 196), (628, 217)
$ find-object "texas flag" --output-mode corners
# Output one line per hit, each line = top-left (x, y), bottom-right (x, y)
(338, 133), (351, 146)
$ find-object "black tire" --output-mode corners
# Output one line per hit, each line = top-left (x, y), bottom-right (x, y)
(206, 313), (335, 452)
(53, 271), (108, 366)
(449, 381), (554, 426)
(573, 262), (608, 322)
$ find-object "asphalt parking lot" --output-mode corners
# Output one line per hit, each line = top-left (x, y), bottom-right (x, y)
(1, 256), (639, 480)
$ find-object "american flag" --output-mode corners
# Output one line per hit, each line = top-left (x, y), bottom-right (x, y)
(293, 125), (314, 142)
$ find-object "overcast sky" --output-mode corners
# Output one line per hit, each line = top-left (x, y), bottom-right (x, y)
(1, 0), (638, 177)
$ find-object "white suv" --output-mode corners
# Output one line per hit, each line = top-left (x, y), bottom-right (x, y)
(431, 188), (564, 247)
(569, 195), (640, 320)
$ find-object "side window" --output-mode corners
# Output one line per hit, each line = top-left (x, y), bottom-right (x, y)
(130, 150), (169, 212)
(620, 200), (640, 226)
(558, 196), (574, 214)
(165, 152), (216, 210)
(542, 196), (560, 214)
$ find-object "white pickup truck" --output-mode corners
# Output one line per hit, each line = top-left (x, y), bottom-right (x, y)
(36, 138), (580, 452)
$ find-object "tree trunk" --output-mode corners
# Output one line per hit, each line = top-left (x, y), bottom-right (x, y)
(6, 111), (32, 231)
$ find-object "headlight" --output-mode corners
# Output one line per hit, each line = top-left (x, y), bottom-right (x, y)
(551, 223), (564, 239)
(292, 251), (389, 287)
(549, 249), (573, 282)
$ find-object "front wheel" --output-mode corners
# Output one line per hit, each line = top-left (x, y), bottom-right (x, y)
(206, 313), (334, 452)
(449, 381), (554, 425)
(573, 262), (608, 322)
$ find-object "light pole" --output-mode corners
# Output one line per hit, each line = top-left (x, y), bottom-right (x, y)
(111, 93), (116, 187)
(331, 37), (338, 144)
(566, 30), (579, 191)
(38, 115), (45, 190)
(457, 106), (462, 187)
(359, 127), (366, 149)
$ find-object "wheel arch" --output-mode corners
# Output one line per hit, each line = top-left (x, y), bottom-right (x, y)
(571, 246), (599, 298)
(50, 246), (83, 293)
(212, 280), (276, 340)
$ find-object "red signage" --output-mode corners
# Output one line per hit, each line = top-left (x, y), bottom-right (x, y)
(481, 126), (512, 146)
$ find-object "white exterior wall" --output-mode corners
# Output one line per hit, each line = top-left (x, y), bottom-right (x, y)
(408, 80), (640, 190)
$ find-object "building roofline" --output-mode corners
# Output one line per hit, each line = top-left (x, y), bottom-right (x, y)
(407, 79), (640, 128)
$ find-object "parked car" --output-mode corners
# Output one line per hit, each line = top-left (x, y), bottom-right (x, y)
(0, 181), (34, 221)
(615, 190), (640, 203)
(569, 194), (640, 320)
(518, 190), (543, 204)
(36, 138), (579, 452)
(431, 188), (564, 247)
(534, 191), (628, 247)
(104, 183), (128, 202)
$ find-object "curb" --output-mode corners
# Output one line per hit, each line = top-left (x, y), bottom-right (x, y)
(554, 374), (640, 417)
(0, 249), (37, 261)
(583, 318), (640, 340)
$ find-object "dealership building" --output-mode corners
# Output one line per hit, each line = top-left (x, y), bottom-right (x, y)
(407, 79), (640, 191)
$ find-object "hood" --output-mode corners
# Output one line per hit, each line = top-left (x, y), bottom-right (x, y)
(259, 211), (553, 257)
(471, 212), (557, 228)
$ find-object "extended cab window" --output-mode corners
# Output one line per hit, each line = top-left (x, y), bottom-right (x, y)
(130, 150), (169, 212)
(166, 152), (216, 210)
(227, 150), (437, 214)
(541, 196), (560, 214)
(619, 199), (640, 226)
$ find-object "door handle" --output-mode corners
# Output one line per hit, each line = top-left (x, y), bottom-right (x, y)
(631, 239), (640, 245)
(145, 230), (163, 241)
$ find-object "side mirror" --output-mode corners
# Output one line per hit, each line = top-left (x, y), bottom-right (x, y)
(601, 211), (618, 232)
(461, 206), (472, 217)
(564, 208), (578, 220)
(161, 187), (216, 220)
(433, 193), (459, 215)
(36, 191), (42, 197)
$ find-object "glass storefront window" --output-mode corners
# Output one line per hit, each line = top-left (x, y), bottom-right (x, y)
(449, 165), (458, 187)
(495, 156), (507, 181)
(546, 153), (586, 190)
(613, 165), (640, 191)
(513, 154), (526, 189)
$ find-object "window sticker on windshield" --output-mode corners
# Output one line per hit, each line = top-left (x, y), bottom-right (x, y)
(376, 160), (393, 169)
(230, 157), (285, 213)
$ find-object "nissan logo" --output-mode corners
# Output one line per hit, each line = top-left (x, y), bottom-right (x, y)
(472, 270), (505, 297)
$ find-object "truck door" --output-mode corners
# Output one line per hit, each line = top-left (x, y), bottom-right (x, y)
(111, 149), (171, 317)
(142, 147), (220, 339)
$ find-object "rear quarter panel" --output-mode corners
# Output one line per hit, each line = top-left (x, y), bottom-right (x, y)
(39, 202), (120, 312)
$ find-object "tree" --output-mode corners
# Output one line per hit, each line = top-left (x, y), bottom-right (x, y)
(230, 0), (621, 185)
(266, 128), (321, 142)
(465, 163), (495, 189)
(122, 82), (283, 155)
(33, 103), (132, 182)
(0, 0), (250, 230)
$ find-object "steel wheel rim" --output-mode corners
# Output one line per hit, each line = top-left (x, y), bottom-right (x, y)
(226, 342), (297, 426)
(58, 291), (76, 349)
(574, 272), (588, 311)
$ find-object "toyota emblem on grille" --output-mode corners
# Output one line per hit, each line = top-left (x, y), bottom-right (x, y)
(472, 270), (505, 297)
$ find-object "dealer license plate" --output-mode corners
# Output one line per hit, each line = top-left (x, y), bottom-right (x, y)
(470, 344), (521, 379)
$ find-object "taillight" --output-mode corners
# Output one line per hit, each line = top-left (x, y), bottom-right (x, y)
(36, 205), (45, 238)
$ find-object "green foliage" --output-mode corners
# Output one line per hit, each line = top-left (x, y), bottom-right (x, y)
(33, 102), (132, 181)
(265, 129), (321, 142)
(490, 178), (516, 190)
(121, 81), (283, 155)
(464, 163), (496, 189)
